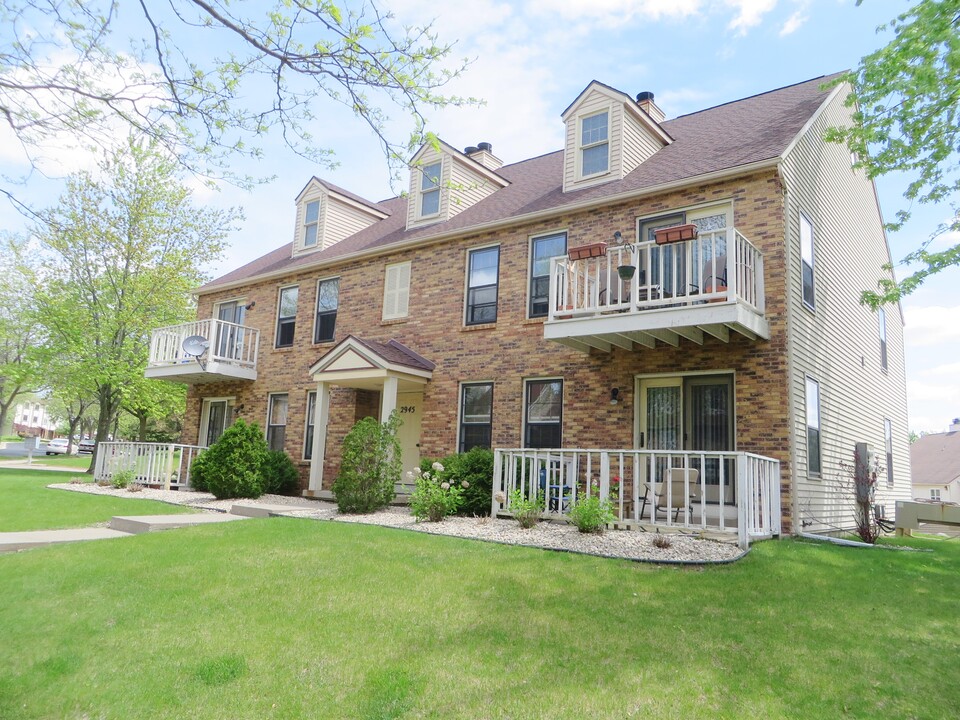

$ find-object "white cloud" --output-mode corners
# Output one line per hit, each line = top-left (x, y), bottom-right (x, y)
(725, 0), (778, 36)
(922, 361), (960, 378)
(525, 0), (702, 26)
(903, 305), (960, 347)
(779, 8), (808, 35)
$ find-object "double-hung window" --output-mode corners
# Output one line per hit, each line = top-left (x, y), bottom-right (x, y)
(314, 278), (339, 343)
(805, 377), (821, 476)
(275, 286), (299, 347)
(878, 308), (888, 372)
(303, 200), (320, 249)
(580, 111), (609, 176)
(800, 212), (815, 308)
(466, 246), (499, 325)
(524, 379), (563, 449)
(459, 383), (493, 452)
(931, 488), (941, 501)
(266, 393), (288, 452)
(884, 418), (893, 486)
(304, 391), (317, 460)
(420, 162), (442, 217)
(529, 232), (567, 317)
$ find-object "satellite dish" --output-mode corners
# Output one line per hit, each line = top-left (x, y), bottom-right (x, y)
(182, 335), (210, 370)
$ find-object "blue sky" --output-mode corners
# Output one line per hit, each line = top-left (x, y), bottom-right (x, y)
(1, 0), (957, 433)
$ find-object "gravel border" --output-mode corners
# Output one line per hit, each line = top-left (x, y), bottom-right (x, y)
(49, 482), (745, 564)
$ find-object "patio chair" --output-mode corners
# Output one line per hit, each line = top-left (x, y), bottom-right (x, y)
(654, 468), (701, 522)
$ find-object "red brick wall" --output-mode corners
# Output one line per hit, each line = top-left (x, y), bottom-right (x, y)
(188, 170), (792, 526)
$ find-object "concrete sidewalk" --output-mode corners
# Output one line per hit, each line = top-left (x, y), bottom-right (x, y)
(0, 459), (85, 472)
(0, 527), (132, 552)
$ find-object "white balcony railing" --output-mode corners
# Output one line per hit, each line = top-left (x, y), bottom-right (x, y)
(548, 228), (765, 321)
(94, 442), (206, 490)
(147, 318), (260, 379)
(492, 448), (781, 548)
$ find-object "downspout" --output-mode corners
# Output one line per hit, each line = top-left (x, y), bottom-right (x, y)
(778, 167), (801, 536)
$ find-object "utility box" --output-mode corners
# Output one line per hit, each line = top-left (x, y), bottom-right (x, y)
(22, 436), (40, 450)
(854, 442), (876, 504)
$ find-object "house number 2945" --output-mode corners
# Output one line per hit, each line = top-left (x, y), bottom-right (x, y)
(399, 405), (416, 414)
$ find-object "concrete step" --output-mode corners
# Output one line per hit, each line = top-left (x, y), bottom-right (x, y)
(0, 527), (132, 553)
(109, 513), (249, 535)
(229, 502), (318, 518)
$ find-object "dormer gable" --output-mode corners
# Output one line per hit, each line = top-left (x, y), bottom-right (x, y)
(561, 81), (672, 193)
(292, 178), (388, 257)
(405, 139), (509, 231)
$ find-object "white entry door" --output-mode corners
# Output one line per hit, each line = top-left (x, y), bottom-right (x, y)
(395, 391), (423, 473)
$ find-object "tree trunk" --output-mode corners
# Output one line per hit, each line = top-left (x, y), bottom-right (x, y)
(138, 412), (148, 442)
(66, 418), (80, 454)
(88, 384), (121, 474)
(0, 382), (25, 438)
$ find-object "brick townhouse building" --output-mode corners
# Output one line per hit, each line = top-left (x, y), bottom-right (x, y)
(145, 73), (910, 537)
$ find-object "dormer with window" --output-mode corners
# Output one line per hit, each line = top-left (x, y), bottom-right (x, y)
(293, 178), (388, 256)
(406, 140), (509, 230)
(561, 81), (672, 193)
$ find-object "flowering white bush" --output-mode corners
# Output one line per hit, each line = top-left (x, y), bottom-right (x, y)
(409, 462), (463, 522)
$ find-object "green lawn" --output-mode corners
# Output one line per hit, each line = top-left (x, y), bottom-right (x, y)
(26, 453), (94, 470)
(0, 503), (956, 720)
(0, 469), (194, 531)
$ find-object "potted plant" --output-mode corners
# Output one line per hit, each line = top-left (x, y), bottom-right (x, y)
(567, 242), (607, 261)
(654, 223), (698, 245)
(617, 264), (636, 281)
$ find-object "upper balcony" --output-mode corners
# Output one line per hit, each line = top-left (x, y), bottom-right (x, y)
(145, 318), (260, 384)
(544, 227), (769, 352)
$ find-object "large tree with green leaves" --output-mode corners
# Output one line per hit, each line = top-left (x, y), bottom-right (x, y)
(0, 238), (43, 435)
(33, 138), (238, 471)
(0, 0), (471, 208)
(828, 0), (960, 307)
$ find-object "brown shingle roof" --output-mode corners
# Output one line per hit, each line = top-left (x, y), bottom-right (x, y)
(199, 73), (844, 293)
(911, 431), (960, 486)
(352, 337), (436, 372)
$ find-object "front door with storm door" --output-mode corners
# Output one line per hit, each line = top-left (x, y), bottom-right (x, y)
(638, 375), (735, 504)
(395, 391), (423, 474)
(216, 301), (246, 361)
(201, 400), (229, 446)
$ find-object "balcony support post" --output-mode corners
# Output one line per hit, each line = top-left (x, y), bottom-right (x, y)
(308, 382), (331, 494)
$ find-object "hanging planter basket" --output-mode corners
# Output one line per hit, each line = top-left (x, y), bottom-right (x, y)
(654, 223), (698, 245)
(567, 242), (607, 261)
(617, 265), (636, 281)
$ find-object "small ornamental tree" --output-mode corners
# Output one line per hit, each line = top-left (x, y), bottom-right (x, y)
(200, 419), (269, 500)
(332, 412), (402, 513)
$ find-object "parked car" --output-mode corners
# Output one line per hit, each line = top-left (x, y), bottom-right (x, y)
(78, 438), (96, 454)
(45, 438), (77, 455)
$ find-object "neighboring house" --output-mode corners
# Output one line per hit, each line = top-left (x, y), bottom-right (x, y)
(6, 399), (58, 440)
(144, 73), (910, 537)
(911, 421), (960, 503)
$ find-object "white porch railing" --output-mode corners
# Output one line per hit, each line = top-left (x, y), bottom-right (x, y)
(94, 442), (206, 490)
(549, 228), (765, 320)
(148, 318), (260, 370)
(492, 448), (781, 548)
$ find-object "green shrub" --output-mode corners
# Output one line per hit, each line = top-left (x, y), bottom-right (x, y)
(200, 419), (269, 500)
(332, 412), (401, 513)
(261, 450), (299, 495)
(448, 447), (494, 516)
(111, 468), (135, 489)
(567, 494), (614, 534)
(409, 462), (462, 522)
(508, 487), (544, 529)
(190, 451), (209, 492)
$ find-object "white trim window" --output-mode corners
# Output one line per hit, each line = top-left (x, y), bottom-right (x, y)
(199, 398), (233, 447)
(884, 418), (893, 487)
(580, 111), (609, 177)
(419, 161), (442, 218)
(304, 391), (317, 460)
(303, 199), (321, 249)
(266, 393), (289, 452)
(805, 377), (821, 476)
(275, 285), (299, 348)
(459, 382), (493, 452)
(931, 488), (941, 501)
(524, 378), (563, 449)
(314, 277), (339, 344)
(466, 245), (499, 325)
(383, 261), (411, 320)
(800, 212), (815, 309)
(878, 308), (888, 372)
(529, 232), (567, 318)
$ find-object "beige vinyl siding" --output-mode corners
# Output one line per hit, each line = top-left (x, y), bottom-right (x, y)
(781, 86), (911, 533)
(292, 185), (325, 256)
(406, 150), (449, 230)
(563, 94), (618, 192)
(448, 160), (498, 218)
(323, 200), (379, 249)
(621, 108), (664, 176)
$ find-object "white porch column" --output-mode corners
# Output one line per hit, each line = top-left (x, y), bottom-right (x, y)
(380, 375), (399, 422)
(307, 381), (331, 494)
